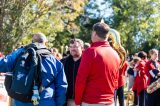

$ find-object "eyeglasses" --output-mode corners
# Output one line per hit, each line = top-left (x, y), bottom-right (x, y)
(69, 46), (79, 48)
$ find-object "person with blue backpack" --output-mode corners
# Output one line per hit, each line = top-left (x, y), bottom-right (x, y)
(0, 33), (68, 106)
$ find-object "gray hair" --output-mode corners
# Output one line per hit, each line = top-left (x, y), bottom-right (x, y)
(32, 32), (48, 43)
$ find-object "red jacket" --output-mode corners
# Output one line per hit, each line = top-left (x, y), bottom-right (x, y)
(134, 59), (148, 95)
(132, 59), (148, 93)
(75, 41), (120, 105)
(145, 60), (160, 86)
(118, 61), (128, 88)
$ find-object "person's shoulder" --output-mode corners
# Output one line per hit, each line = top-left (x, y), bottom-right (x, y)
(60, 55), (70, 62)
(46, 55), (64, 68)
(83, 47), (95, 53)
(139, 60), (146, 65)
(145, 60), (153, 68)
(10, 46), (25, 56)
(124, 61), (129, 67)
(82, 47), (97, 59)
(146, 60), (152, 64)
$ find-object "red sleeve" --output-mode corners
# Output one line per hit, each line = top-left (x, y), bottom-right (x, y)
(144, 61), (155, 85)
(137, 62), (144, 71)
(136, 61), (145, 76)
(75, 49), (94, 105)
(122, 61), (129, 75)
(119, 61), (128, 75)
(118, 61), (128, 87)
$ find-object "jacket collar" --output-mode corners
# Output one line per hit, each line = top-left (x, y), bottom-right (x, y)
(68, 55), (81, 62)
(91, 41), (110, 47)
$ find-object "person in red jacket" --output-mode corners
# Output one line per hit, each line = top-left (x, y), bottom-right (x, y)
(115, 61), (128, 106)
(75, 22), (121, 106)
(145, 49), (160, 106)
(132, 56), (141, 106)
(135, 51), (148, 106)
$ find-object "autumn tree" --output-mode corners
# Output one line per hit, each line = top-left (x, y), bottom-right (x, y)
(0, 0), (87, 54)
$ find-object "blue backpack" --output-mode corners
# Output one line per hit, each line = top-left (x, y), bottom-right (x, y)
(4, 43), (51, 102)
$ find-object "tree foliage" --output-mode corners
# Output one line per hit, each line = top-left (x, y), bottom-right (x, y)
(110, 0), (160, 54)
(1, 0), (159, 54)
(78, 0), (160, 55)
(0, 0), (86, 54)
(77, 0), (106, 43)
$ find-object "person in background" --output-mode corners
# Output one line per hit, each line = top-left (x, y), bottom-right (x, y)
(145, 49), (160, 106)
(50, 48), (58, 56)
(50, 48), (62, 60)
(115, 61), (129, 106)
(0, 52), (4, 58)
(75, 22), (121, 106)
(132, 57), (141, 106)
(127, 58), (139, 106)
(132, 51), (148, 106)
(63, 46), (70, 57)
(84, 42), (90, 50)
(61, 38), (84, 106)
(127, 58), (136, 91)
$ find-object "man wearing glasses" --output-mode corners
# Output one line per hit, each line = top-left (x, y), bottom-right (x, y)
(61, 38), (84, 106)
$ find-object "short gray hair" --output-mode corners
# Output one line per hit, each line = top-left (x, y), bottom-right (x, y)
(32, 32), (48, 43)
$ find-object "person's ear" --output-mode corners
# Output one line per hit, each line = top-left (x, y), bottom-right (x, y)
(45, 42), (48, 47)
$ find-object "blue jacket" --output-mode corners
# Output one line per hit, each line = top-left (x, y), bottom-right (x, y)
(0, 46), (68, 106)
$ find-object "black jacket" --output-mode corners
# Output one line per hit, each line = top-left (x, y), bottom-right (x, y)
(61, 55), (81, 99)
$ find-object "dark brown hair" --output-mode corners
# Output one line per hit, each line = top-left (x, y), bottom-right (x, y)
(69, 38), (84, 48)
(138, 51), (147, 59)
(92, 22), (110, 39)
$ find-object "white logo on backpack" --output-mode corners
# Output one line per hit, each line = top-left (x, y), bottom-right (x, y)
(16, 72), (24, 80)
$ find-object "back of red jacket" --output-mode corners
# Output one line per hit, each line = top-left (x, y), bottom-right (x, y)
(75, 41), (121, 105)
(136, 60), (148, 95)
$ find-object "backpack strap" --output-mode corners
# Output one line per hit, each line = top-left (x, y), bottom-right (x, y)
(34, 53), (42, 87)
(27, 43), (52, 57)
(36, 49), (52, 57)
(18, 43), (52, 87)
(44, 80), (55, 88)
(29, 43), (52, 88)
(10, 46), (29, 74)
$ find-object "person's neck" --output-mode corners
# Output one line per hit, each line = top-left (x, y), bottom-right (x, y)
(94, 37), (107, 42)
(73, 56), (81, 61)
(151, 59), (157, 62)
(33, 42), (46, 46)
(93, 40), (106, 43)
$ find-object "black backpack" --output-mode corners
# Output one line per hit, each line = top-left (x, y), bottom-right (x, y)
(4, 43), (51, 102)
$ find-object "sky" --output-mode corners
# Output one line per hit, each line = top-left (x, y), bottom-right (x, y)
(86, 0), (113, 18)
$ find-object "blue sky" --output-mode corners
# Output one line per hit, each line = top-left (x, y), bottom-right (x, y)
(86, 0), (113, 18)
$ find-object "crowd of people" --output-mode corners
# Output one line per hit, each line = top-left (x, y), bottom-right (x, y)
(0, 22), (159, 106)
(127, 49), (160, 106)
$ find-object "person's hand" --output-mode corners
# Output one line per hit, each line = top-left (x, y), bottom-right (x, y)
(145, 75), (148, 81)
(0, 73), (6, 76)
(76, 105), (80, 106)
(133, 68), (136, 71)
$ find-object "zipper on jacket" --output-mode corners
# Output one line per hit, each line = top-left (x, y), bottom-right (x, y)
(25, 76), (28, 86)
(72, 62), (76, 99)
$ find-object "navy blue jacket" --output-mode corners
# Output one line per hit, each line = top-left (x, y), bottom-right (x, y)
(0, 45), (68, 106)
